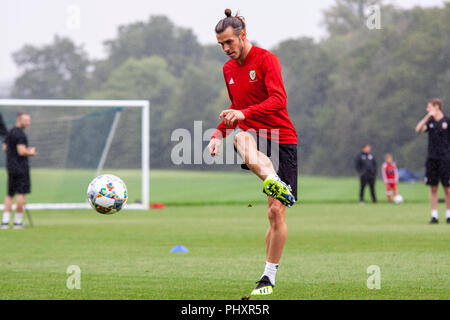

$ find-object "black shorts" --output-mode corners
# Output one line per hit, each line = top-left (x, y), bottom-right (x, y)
(235, 135), (298, 200)
(425, 158), (450, 187)
(7, 170), (31, 196)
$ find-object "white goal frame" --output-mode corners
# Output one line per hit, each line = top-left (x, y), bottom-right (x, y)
(0, 99), (150, 211)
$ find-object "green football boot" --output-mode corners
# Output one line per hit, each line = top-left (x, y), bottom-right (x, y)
(263, 175), (295, 207)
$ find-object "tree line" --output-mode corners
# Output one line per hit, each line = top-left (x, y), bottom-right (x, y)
(7, 0), (450, 175)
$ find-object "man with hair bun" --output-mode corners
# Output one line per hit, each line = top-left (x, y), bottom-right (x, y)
(415, 98), (450, 224)
(208, 9), (298, 296)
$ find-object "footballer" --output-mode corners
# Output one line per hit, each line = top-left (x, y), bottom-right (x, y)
(415, 98), (450, 224)
(208, 9), (298, 296)
(381, 154), (399, 203)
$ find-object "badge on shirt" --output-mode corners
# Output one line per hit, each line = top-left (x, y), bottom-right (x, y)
(443, 122), (448, 130)
(249, 70), (257, 81)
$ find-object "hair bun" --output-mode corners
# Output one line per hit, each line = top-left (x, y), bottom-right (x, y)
(224, 8), (232, 18)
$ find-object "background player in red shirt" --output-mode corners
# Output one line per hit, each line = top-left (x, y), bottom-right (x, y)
(208, 9), (298, 296)
(382, 154), (399, 202)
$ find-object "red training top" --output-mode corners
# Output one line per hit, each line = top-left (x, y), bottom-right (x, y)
(382, 162), (399, 184)
(212, 46), (298, 145)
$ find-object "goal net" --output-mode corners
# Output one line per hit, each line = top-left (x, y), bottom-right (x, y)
(0, 100), (150, 210)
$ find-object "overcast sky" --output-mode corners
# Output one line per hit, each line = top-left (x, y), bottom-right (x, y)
(0, 0), (446, 83)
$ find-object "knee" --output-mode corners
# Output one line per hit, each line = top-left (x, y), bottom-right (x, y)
(267, 203), (286, 229)
(430, 186), (439, 194)
(444, 188), (450, 197)
(16, 196), (25, 206)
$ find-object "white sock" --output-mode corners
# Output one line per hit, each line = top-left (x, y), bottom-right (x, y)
(2, 212), (11, 224)
(431, 210), (439, 219)
(265, 174), (279, 181)
(446, 210), (450, 219)
(14, 212), (23, 224)
(262, 262), (278, 285)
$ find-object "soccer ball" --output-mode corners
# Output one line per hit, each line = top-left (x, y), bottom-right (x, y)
(393, 194), (404, 204)
(86, 174), (128, 214)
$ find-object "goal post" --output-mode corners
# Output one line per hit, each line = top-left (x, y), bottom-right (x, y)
(0, 99), (150, 211)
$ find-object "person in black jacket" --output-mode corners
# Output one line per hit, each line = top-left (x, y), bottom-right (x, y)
(355, 144), (377, 203)
(0, 113), (7, 137)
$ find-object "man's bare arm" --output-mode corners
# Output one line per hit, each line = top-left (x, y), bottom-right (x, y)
(17, 144), (37, 157)
(415, 113), (432, 133)
(2, 143), (6, 153)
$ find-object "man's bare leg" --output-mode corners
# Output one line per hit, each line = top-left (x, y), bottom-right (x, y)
(430, 186), (439, 210)
(265, 197), (287, 264)
(444, 186), (450, 222)
(16, 194), (25, 213)
(9, 194), (26, 229)
(430, 185), (439, 223)
(234, 131), (275, 180)
(1, 195), (14, 228)
(3, 195), (13, 213)
(234, 132), (291, 292)
(254, 196), (288, 291)
(234, 131), (295, 209)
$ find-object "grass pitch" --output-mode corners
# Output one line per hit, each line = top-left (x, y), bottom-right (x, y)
(0, 170), (449, 300)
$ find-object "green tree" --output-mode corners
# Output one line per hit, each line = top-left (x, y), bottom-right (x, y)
(12, 36), (91, 98)
(313, 2), (450, 175)
(11, 4), (450, 174)
(98, 16), (203, 80)
(274, 38), (336, 173)
(323, 0), (382, 36)
(88, 56), (178, 168)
